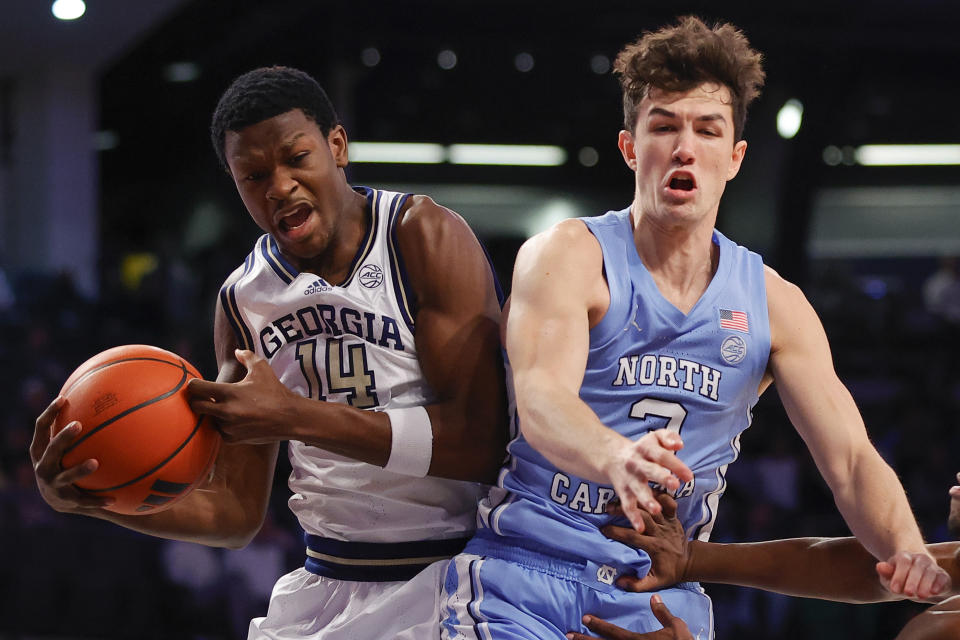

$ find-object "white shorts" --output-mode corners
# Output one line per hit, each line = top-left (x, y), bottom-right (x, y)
(248, 560), (448, 640)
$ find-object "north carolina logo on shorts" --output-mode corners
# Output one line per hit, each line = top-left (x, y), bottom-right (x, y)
(358, 264), (384, 289)
(596, 564), (616, 585)
(721, 335), (747, 365)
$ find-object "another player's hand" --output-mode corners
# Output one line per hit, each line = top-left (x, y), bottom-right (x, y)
(877, 550), (951, 601)
(948, 472), (960, 537)
(29, 396), (115, 512)
(604, 429), (692, 532)
(565, 595), (694, 640)
(602, 493), (690, 592)
(188, 349), (300, 444)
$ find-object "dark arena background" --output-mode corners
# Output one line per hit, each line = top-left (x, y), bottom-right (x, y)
(2, 1), (959, 638)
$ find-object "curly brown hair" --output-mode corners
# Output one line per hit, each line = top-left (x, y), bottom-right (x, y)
(613, 15), (765, 141)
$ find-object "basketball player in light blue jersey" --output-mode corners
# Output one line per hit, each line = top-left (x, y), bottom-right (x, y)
(441, 16), (948, 639)
(32, 66), (508, 639)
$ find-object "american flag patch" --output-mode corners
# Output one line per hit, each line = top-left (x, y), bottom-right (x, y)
(719, 308), (749, 333)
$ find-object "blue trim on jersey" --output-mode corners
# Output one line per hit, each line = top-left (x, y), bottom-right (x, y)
(262, 235), (298, 284)
(690, 423), (746, 541)
(337, 185), (381, 287)
(386, 190), (417, 331)
(219, 251), (256, 351)
(467, 558), (488, 639)
(476, 237), (506, 309)
(303, 533), (469, 582)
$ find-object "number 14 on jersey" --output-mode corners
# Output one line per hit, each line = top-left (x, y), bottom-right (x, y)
(295, 338), (379, 409)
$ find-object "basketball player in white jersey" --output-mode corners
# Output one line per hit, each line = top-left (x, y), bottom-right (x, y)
(31, 66), (508, 639)
(442, 16), (947, 639)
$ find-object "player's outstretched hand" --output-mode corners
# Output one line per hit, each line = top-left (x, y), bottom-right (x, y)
(30, 396), (115, 512)
(566, 595), (694, 640)
(188, 349), (299, 444)
(602, 493), (689, 592)
(877, 550), (951, 601)
(605, 429), (693, 532)
(949, 473), (960, 534)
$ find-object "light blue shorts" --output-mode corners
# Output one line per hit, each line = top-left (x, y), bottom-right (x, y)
(441, 543), (712, 640)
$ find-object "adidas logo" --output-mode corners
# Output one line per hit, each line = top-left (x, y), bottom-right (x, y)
(304, 278), (332, 295)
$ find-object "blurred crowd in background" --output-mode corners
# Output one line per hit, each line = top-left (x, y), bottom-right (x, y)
(0, 235), (958, 639)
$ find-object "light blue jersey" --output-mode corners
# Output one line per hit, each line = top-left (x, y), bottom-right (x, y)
(443, 207), (770, 638)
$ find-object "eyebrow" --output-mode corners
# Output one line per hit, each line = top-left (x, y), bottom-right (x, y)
(281, 132), (308, 150)
(648, 107), (727, 124)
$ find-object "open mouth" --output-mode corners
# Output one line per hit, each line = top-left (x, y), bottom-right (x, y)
(669, 175), (696, 191)
(278, 203), (312, 232)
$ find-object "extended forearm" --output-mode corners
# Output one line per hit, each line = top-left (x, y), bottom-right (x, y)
(286, 395), (503, 482)
(516, 377), (626, 484)
(830, 451), (928, 560)
(687, 537), (895, 603)
(91, 483), (258, 548)
(89, 441), (278, 549)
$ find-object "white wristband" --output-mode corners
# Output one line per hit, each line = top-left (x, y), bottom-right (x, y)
(383, 406), (433, 477)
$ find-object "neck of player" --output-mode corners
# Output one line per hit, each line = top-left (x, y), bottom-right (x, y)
(631, 205), (719, 314)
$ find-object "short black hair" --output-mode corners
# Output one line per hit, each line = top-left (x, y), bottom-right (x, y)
(210, 66), (339, 171)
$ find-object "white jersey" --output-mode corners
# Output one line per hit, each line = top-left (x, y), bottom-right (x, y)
(219, 187), (484, 545)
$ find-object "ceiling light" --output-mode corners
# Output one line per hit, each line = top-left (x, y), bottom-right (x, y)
(776, 99), (803, 139)
(163, 62), (201, 83)
(52, 0), (85, 20)
(578, 147), (599, 167)
(448, 144), (566, 166)
(822, 145), (842, 166)
(94, 130), (119, 151)
(348, 142), (568, 167)
(437, 50), (457, 70)
(855, 144), (960, 166)
(590, 55), (610, 75)
(349, 143), (445, 164)
(514, 53), (535, 73)
(361, 48), (381, 67)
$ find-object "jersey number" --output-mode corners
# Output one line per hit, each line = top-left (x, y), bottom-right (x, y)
(295, 338), (379, 409)
(628, 397), (687, 435)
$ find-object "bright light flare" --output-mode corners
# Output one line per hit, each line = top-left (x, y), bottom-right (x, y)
(448, 144), (566, 166)
(776, 99), (803, 139)
(349, 143), (445, 164)
(855, 144), (960, 166)
(52, 0), (86, 20)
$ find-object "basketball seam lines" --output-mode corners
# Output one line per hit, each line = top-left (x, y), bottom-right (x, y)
(81, 412), (207, 494)
(62, 361), (191, 456)
(61, 356), (191, 396)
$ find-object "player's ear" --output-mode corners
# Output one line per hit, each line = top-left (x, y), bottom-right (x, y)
(618, 130), (638, 171)
(727, 139), (747, 181)
(328, 125), (349, 168)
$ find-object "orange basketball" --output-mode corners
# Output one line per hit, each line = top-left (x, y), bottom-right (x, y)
(53, 344), (221, 515)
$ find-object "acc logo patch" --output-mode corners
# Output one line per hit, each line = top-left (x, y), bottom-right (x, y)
(358, 264), (384, 289)
(721, 335), (747, 365)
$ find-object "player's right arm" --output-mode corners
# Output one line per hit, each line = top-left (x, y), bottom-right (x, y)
(678, 539), (960, 604)
(605, 495), (960, 604)
(507, 220), (692, 531)
(30, 294), (279, 549)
